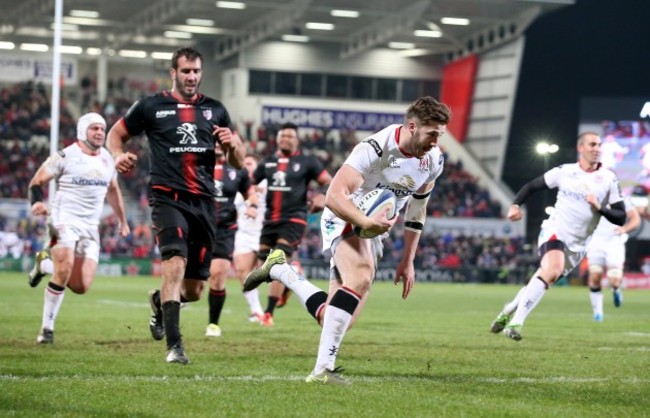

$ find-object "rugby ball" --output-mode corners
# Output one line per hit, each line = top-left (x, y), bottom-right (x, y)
(353, 189), (397, 239)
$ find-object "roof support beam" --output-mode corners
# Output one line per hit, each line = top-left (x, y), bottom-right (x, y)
(1, 0), (52, 32)
(340, 0), (430, 60)
(214, 0), (312, 62)
(110, 0), (187, 50)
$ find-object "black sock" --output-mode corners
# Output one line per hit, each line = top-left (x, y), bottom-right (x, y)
(208, 288), (226, 325)
(266, 296), (278, 315)
(162, 301), (182, 349)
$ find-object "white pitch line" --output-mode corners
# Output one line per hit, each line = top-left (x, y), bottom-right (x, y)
(96, 299), (233, 314)
(1, 374), (649, 384)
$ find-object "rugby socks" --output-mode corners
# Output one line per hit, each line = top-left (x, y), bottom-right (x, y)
(509, 276), (548, 326)
(208, 288), (226, 325)
(313, 288), (359, 374)
(270, 263), (325, 306)
(503, 285), (527, 316)
(162, 301), (182, 349)
(244, 289), (264, 316)
(589, 287), (603, 317)
(265, 296), (278, 315)
(41, 282), (65, 330)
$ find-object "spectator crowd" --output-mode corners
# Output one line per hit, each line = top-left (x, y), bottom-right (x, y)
(1, 79), (522, 274)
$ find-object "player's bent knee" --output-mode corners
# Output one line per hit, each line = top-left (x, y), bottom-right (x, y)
(607, 268), (623, 281)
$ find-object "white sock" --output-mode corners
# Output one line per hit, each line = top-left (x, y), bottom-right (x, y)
(590, 290), (603, 316)
(509, 277), (548, 326)
(40, 258), (54, 275)
(270, 264), (323, 306)
(314, 304), (354, 374)
(42, 284), (65, 330)
(244, 289), (264, 315)
(503, 285), (527, 315)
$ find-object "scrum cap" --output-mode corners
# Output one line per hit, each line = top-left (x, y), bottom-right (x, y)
(77, 112), (106, 140)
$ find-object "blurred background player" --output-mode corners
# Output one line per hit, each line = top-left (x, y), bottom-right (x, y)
(244, 96), (450, 384)
(205, 144), (258, 337)
(233, 154), (266, 322)
(586, 194), (640, 321)
(599, 134), (628, 170)
(252, 122), (332, 327)
(28, 112), (129, 344)
(107, 47), (244, 364)
(490, 132), (626, 341)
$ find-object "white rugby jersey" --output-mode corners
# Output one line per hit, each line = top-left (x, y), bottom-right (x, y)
(543, 163), (623, 250)
(590, 195), (633, 242)
(322, 124), (444, 219)
(235, 179), (267, 232)
(44, 143), (116, 226)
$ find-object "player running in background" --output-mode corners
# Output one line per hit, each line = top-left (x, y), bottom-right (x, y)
(252, 122), (332, 327)
(243, 97), (451, 384)
(28, 112), (129, 344)
(205, 144), (258, 337)
(233, 154), (266, 322)
(490, 132), (626, 341)
(586, 194), (640, 320)
(107, 47), (244, 364)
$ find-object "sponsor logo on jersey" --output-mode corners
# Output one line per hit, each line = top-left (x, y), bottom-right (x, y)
(272, 171), (287, 187)
(177, 123), (198, 144)
(169, 146), (208, 153)
(214, 179), (224, 196)
(374, 182), (415, 198)
(156, 110), (176, 118)
(364, 139), (383, 157)
(71, 176), (109, 186)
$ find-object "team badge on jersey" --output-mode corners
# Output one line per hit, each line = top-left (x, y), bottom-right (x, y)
(293, 163), (301, 172)
(229, 169), (236, 181)
(418, 157), (430, 173)
(202, 108), (212, 121)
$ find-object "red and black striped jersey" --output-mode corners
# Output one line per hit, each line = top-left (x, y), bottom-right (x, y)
(213, 162), (250, 228)
(121, 91), (232, 198)
(253, 151), (326, 223)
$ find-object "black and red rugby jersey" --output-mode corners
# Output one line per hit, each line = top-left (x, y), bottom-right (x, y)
(213, 163), (250, 228)
(121, 91), (232, 197)
(253, 151), (326, 223)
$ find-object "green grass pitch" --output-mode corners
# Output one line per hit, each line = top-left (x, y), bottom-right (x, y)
(1, 272), (649, 417)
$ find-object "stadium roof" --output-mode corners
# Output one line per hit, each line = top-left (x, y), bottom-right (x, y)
(0, 0), (573, 62)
